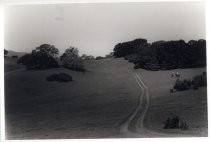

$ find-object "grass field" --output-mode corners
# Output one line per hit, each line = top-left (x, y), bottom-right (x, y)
(4, 57), (208, 139)
(135, 68), (207, 136)
(4, 57), (24, 72)
(5, 58), (141, 139)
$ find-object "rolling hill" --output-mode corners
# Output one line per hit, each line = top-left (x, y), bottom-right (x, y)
(4, 57), (207, 139)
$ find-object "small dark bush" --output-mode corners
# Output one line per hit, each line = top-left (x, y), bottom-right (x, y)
(60, 52), (85, 72)
(180, 121), (189, 130)
(18, 53), (59, 70)
(192, 72), (207, 88)
(12, 55), (18, 58)
(174, 79), (191, 91)
(169, 116), (180, 129)
(164, 116), (189, 130)
(163, 117), (171, 129)
(46, 73), (73, 82)
(63, 58), (85, 72)
(192, 85), (199, 90)
(47, 74), (58, 81)
(173, 72), (207, 92)
(95, 56), (104, 60)
(170, 88), (174, 93)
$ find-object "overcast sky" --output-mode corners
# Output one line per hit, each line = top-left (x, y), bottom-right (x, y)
(4, 2), (205, 56)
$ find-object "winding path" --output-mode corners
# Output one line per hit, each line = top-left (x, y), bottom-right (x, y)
(120, 72), (148, 133)
(119, 70), (168, 137)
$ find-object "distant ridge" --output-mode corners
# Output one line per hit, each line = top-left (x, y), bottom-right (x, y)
(7, 50), (28, 57)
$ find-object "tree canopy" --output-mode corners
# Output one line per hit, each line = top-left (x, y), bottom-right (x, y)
(113, 38), (206, 70)
(17, 44), (59, 69)
(60, 47), (85, 71)
(34, 44), (59, 58)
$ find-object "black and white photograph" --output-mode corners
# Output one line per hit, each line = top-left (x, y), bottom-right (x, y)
(1, 0), (208, 140)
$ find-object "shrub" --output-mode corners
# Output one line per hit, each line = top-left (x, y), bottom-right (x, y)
(95, 56), (104, 60)
(192, 85), (199, 90)
(60, 47), (85, 72)
(17, 54), (32, 66)
(163, 117), (171, 129)
(169, 116), (180, 129)
(12, 55), (18, 58)
(24, 54), (58, 70)
(173, 79), (191, 91)
(163, 116), (180, 129)
(17, 44), (59, 70)
(183, 79), (192, 87)
(173, 72), (206, 92)
(46, 74), (58, 81)
(46, 73), (73, 82)
(192, 72), (207, 88)
(62, 58), (85, 72)
(170, 88), (174, 93)
(163, 116), (189, 130)
(180, 121), (189, 130)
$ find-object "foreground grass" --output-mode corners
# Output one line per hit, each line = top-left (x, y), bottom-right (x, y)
(5, 58), (208, 138)
(135, 68), (207, 136)
(5, 58), (140, 139)
(4, 57), (24, 72)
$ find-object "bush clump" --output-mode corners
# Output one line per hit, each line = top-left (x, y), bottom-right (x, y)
(17, 44), (59, 70)
(95, 56), (104, 60)
(60, 47), (85, 72)
(12, 55), (18, 58)
(172, 72), (206, 92)
(62, 58), (85, 72)
(192, 72), (207, 89)
(174, 79), (191, 91)
(46, 73), (73, 82)
(163, 116), (189, 130)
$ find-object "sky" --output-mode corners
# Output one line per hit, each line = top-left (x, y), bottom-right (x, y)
(4, 2), (206, 57)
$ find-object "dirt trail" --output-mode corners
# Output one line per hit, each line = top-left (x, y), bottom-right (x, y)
(119, 73), (144, 134)
(119, 70), (168, 137)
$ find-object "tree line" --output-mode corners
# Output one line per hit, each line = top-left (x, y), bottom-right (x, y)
(17, 44), (85, 71)
(113, 38), (206, 70)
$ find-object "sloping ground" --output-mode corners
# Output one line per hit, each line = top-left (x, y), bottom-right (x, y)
(5, 58), (141, 139)
(5, 58), (208, 139)
(7, 50), (27, 58)
(4, 57), (24, 72)
(135, 68), (207, 136)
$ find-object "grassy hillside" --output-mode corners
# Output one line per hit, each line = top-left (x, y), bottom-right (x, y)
(4, 57), (24, 72)
(7, 50), (27, 58)
(5, 58), (207, 139)
(5, 58), (140, 139)
(135, 68), (207, 136)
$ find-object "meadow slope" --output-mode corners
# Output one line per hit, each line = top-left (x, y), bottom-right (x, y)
(135, 67), (207, 136)
(4, 58), (207, 139)
(5, 58), (140, 139)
